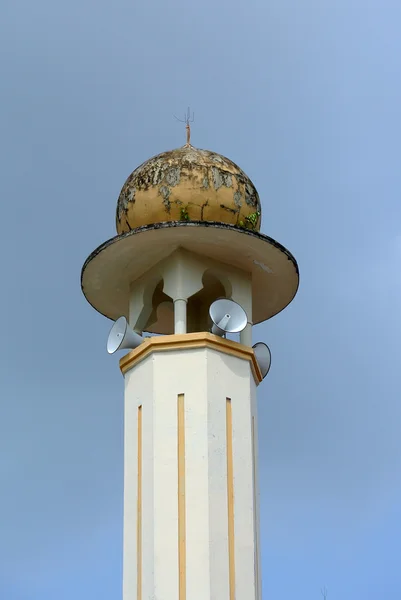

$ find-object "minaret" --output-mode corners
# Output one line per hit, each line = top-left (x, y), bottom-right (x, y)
(81, 141), (298, 600)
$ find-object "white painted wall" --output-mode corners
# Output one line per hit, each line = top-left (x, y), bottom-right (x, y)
(123, 346), (262, 600)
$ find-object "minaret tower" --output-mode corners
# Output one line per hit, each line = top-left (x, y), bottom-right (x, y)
(81, 135), (298, 600)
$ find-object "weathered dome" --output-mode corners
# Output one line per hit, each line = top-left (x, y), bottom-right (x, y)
(116, 145), (262, 234)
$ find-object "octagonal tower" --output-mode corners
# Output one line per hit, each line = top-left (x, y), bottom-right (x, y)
(81, 137), (298, 600)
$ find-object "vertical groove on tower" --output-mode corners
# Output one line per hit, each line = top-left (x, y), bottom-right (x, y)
(178, 393), (186, 600)
(226, 397), (236, 600)
(252, 416), (259, 599)
(137, 405), (143, 600)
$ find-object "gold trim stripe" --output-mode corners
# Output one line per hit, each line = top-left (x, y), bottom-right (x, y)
(137, 405), (142, 600)
(178, 394), (186, 600)
(226, 398), (235, 600)
(252, 416), (259, 598)
(120, 332), (262, 384)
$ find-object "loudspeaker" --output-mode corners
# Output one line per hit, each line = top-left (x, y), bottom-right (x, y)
(107, 316), (144, 354)
(209, 298), (248, 336)
(253, 342), (272, 378)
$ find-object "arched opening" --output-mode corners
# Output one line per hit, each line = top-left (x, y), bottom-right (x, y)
(141, 269), (234, 335)
(187, 270), (229, 333)
(144, 279), (174, 334)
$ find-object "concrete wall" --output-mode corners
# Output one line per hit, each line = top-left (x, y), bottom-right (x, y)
(123, 345), (261, 600)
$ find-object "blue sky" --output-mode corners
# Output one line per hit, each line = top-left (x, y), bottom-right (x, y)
(1, 0), (401, 598)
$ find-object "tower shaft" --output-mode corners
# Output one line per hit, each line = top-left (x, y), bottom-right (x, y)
(81, 141), (299, 600)
(121, 334), (262, 600)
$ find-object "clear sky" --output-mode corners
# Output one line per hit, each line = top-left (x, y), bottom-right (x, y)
(1, 0), (400, 598)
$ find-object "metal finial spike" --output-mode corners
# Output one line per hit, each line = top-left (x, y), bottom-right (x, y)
(174, 107), (195, 146)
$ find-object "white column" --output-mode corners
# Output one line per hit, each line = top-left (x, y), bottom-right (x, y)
(122, 342), (261, 600)
(174, 298), (187, 334)
(240, 322), (252, 346)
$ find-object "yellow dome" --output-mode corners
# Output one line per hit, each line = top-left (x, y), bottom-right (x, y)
(116, 145), (261, 234)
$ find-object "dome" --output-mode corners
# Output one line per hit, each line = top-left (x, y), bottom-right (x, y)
(116, 145), (262, 234)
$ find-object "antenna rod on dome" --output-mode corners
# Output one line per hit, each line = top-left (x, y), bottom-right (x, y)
(174, 107), (194, 146)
